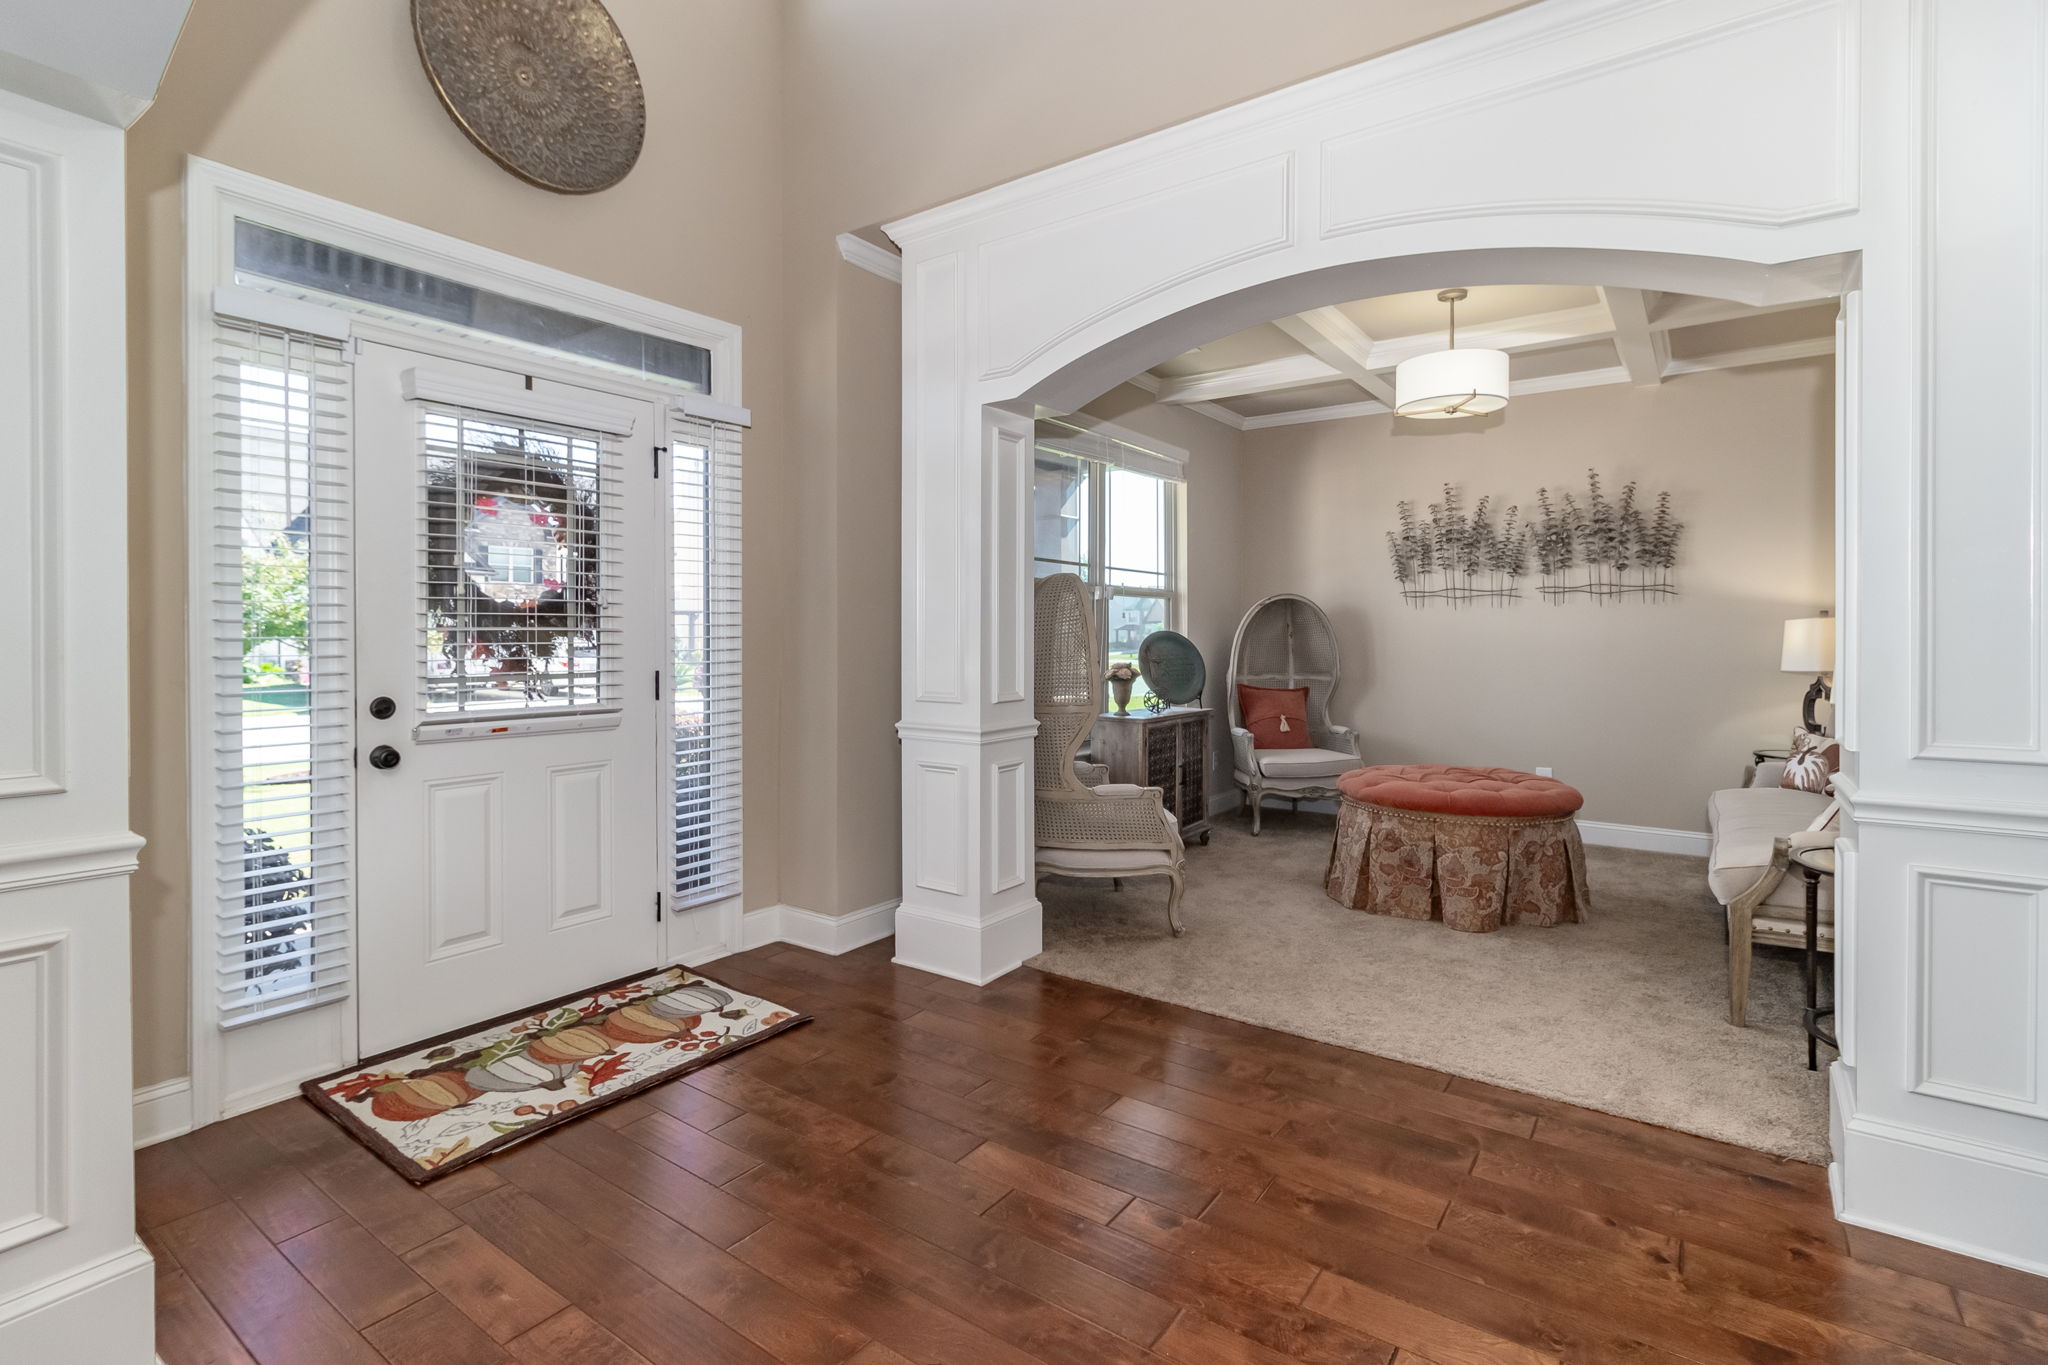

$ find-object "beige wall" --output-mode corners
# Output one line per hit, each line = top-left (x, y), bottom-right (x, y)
(125, 0), (790, 1086)
(1236, 359), (1836, 832)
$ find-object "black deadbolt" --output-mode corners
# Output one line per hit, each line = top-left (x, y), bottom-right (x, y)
(367, 744), (402, 770)
(367, 696), (396, 720)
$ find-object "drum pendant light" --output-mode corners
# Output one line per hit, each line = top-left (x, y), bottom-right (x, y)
(1393, 288), (1510, 419)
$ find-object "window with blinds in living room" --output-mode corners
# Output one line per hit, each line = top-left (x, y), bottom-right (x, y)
(205, 318), (355, 1027)
(1032, 418), (1185, 687)
(670, 406), (744, 908)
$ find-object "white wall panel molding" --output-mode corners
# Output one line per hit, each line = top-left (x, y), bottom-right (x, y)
(0, 832), (145, 894)
(1907, 867), (2046, 1119)
(0, 931), (66, 1256)
(1911, 0), (2048, 765)
(1320, 0), (1857, 238)
(0, 87), (149, 1362)
(976, 152), (1296, 383)
(0, 138), (63, 800)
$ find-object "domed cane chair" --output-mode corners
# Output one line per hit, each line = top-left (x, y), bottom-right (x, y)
(1228, 593), (1366, 834)
(1034, 573), (1187, 934)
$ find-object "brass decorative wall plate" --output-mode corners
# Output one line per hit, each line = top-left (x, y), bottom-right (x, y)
(412, 0), (646, 195)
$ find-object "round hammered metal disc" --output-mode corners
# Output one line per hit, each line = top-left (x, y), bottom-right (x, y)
(1138, 630), (1207, 707)
(412, 0), (646, 194)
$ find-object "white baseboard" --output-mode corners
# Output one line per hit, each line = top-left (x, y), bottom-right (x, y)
(1578, 820), (1711, 857)
(780, 899), (899, 955)
(1831, 1065), (2048, 1278)
(132, 1077), (193, 1149)
(740, 899), (899, 957)
(740, 904), (783, 951)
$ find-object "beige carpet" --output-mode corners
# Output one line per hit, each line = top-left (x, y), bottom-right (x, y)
(1029, 810), (1830, 1164)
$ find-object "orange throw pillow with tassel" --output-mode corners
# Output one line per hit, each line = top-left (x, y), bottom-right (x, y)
(1238, 684), (1312, 749)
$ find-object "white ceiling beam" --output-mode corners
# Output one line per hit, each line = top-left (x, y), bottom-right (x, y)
(1359, 302), (1616, 369)
(1600, 286), (1667, 386)
(1122, 370), (1247, 429)
(1155, 303), (1619, 406)
(1660, 335), (1835, 376)
(1273, 308), (1398, 406)
(1644, 293), (1832, 331)
(1153, 352), (1340, 405)
(1237, 335), (1836, 430)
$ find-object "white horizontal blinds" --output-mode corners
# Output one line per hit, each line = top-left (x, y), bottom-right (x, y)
(1034, 419), (1187, 483)
(671, 412), (743, 907)
(209, 320), (354, 1028)
(416, 405), (624, 715)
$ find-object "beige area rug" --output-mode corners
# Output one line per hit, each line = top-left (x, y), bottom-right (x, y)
(1030, 812), (1830, 1164)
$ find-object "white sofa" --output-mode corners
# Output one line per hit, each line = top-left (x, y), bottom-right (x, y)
(1706, 757), (1834, 1026)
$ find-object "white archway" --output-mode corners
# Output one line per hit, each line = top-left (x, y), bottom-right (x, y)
(887, 0), (2048, 1276)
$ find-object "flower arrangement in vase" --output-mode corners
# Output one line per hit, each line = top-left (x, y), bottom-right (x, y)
(1104, 662), (1140, 715)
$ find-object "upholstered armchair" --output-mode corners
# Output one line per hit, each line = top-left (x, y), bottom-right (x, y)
(1034, 573), (1187, 934)
(1711, 757), (1839, 1024)
(1227, 594), (1366, 834)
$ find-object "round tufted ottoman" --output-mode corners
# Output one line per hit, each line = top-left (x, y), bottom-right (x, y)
(1325, 765), (1593, 931)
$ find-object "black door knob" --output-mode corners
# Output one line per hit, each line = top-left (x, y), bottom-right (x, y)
(367, 744), (402, 770)
(367, 696), (396, 720)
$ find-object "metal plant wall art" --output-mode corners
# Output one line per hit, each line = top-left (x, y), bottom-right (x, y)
(1387, 486), (1531, 606)
(1387, 471), (1683, 607)
(1533, 471), (1682, 601)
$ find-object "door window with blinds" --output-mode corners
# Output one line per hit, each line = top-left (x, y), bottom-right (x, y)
(1032, 419), (1185, 695)
(670, 410), (744, 907)
(206, 320), (354, 1026)
(417, 406), (621, 716)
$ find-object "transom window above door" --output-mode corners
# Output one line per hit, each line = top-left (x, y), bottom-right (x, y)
(233, 219), (713, 390)
(1032, 418), (1186, 684)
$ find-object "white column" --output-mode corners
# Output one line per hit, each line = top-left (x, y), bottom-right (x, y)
(1831, 0), (2048, 1275)
(0, 88), (154, 1361)
(895, 251), (1041, 981)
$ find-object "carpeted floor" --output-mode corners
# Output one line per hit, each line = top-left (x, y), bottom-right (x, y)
(1029, 810), (1830, 1163)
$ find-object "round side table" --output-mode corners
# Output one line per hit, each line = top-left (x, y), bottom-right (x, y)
(1791, 845), (1838, 1070)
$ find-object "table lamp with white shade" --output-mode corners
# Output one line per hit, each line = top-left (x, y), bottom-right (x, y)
(1782, 612), (1836, 735)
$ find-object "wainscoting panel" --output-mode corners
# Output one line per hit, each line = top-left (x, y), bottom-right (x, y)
(0, 932), (64, 1255)
(1911, 867), (2046, 1117)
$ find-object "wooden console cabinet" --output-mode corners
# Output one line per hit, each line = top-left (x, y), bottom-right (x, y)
(1094, 706), (1213, 845)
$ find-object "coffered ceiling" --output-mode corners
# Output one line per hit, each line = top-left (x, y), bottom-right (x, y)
(1128, 283), (1837, 429)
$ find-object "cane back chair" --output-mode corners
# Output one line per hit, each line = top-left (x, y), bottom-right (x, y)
(1226, 593), (1366, 834)
(1034, 573), (1186, 934)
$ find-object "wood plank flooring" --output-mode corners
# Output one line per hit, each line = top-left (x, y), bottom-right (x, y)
(144, 939), (2048, 1365)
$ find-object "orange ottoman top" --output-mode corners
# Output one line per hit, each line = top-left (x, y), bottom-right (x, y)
(1336, 764), (1583, 820)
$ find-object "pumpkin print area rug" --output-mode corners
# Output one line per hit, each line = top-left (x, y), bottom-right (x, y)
(301, 965), (809, 1182)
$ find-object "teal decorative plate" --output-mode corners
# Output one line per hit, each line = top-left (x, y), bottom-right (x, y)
(1138, 631), (1206, 706)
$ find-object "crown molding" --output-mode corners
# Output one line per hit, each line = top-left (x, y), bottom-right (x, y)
(836, 232), (903, 284)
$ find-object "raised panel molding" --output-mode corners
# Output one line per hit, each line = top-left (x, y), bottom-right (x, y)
(424, 775), (503, 960)
(990, 758), (1029, 894)
(0, 931), (66, 1255)
(0, 141), (64, 799)
(909, 253), (967, 706)
(984, 412), (1029, 706)
(1321, 0), (1857, 237)
(912, 760), (967, 895)
(977, 153), (1294, 382)
(1909, 867), (2046, 1118)
(1914, 0), (2048, 762)
(546, 762), (611, 928)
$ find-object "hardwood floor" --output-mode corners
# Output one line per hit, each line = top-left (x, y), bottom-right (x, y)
(144, 940), (2048, 1365)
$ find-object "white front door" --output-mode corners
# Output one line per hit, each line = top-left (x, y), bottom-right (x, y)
(353, 340), (663, 1054)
